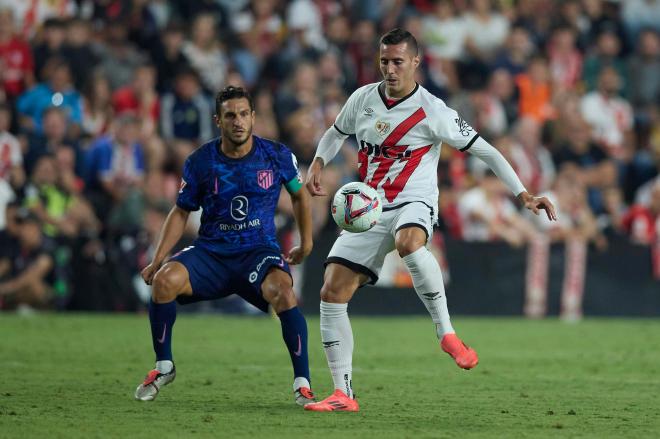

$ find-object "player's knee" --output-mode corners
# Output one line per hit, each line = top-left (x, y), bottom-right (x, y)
(320, 281), (349, 303)
(151, 270), (180, 303)
(264, 284), (297, 312)
(395, 237), (423, 258)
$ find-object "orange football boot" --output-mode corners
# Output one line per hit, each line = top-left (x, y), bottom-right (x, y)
(441, 333), (479, 369)
(304, 389), (359, 412)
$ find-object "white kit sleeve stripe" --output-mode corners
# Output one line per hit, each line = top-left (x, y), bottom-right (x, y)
(313, 125), (349, 166)
(467, 136), (527, 196)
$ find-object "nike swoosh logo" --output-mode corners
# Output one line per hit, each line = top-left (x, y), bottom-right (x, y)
(294, 334), (302, 357)
(157, 324), (167, 344)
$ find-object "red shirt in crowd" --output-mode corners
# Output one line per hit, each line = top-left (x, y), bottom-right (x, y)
(0, 37), (34, 98)
(111, 86), (160, 122)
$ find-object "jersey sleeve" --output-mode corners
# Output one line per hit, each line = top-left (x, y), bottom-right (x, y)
(278, 145), (303, 194)
(429, 99), (480, 152)
(176, 157), (203, 211)
(333, 87), (364, 135)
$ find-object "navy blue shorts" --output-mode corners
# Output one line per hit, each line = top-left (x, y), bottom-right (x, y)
(169, 245), (291, 313)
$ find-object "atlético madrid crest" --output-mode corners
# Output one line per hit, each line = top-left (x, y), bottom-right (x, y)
(375, 120), (390, 136)
(257, 170), (273, 189)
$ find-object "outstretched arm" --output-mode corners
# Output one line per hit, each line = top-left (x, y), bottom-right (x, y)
(306, 126), (348, 196)
(467, 137), (557, 221)
(141, 206), (190, 285)
(285, 186), (313, 265)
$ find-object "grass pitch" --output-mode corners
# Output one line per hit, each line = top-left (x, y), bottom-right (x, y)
(1, 314), (658, 438)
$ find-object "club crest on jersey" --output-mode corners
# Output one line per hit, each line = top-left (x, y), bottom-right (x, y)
(257, 170), (273, 189)
(375, 121), (390, 136)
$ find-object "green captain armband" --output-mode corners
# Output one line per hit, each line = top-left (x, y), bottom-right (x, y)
(284, 175), (303, 194)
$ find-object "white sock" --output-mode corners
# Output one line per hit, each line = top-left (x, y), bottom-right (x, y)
(402, 246), (455, 338)
(293, 376), (310, 391)
(320, 301), (354, 398)
(156, 360), (173, 374)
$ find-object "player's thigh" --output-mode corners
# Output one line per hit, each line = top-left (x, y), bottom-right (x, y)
(326, 211), (396, 289)
(152, 261), (193, 302)
(392, 202), (435, 256)
(261, 267), (296, 312)
(321, 262), (369, 303)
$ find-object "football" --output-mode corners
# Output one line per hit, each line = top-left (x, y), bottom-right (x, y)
(331, 182), (382, 233)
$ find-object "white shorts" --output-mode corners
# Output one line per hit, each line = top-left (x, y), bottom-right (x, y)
(326, 201), (436, 285)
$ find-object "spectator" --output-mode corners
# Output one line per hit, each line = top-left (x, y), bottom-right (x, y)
(458, 168), (537, 246)
(231, 0), (284, 87)
(553, 118), (618, 213)
(23, 154), (98, 238)
(1, 0), (76, 40)
(582, 30), (627, 93)
(24, 106), (83, 178)
(160, 68), (213, 143)
(275, 61), (322, 127)
(81, 73), (113, 138)
(622, 0), (660, 44)
(488, 68), (518, 126)
(0, 210), (54, 311)
(492, 26), (535, 76)
(508, 116), (556, 195)
(16, 58), (82, 134)
(96, 20), (146, 91)
(252, 88), (279, 140)
(182, 13), (228, 93)
(62, 18), (99, 91)
(346, 20), (379, 87)
(423, 0), (467, 62)
(149, 22), (189, 93)
(286, 0), (326, 52)
(323, 14), (358, 93)
(463, 0), (510, 62)
(32, 18), (67, 82)
(547, 26), (583, 91)
(580, 66), (634, 160)
(0, 7), (35, 101)
(111, 63), (160, 136)
(515, 56), (555, 123)
(627, 29), (660, 113)
(0, 103), (24, 190)
(622, 180), (660, 246)
(621, 180), (660, 279)
(85, 114), (145, 228)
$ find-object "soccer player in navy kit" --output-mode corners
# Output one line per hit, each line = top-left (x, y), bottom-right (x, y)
(134, 86), (316, 406)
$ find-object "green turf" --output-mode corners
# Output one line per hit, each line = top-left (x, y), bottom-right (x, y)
(0, 314), (659, 438)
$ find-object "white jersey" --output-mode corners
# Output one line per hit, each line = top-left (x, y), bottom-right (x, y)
(334, 82), (479, 209)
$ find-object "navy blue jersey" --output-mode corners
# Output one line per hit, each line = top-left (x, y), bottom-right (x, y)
(176, 135), (302, 255)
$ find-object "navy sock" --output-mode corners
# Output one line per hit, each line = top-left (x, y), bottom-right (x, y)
(278, 306), (310, 382)
(149, 299), (177, 362)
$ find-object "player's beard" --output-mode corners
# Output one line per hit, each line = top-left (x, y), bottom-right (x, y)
(227, 126), (253, 147)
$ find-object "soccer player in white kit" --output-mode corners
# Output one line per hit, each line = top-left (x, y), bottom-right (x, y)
(304, 29), (557, 412)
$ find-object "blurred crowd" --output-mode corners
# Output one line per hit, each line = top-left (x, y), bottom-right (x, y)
(0, 0), (658, 313)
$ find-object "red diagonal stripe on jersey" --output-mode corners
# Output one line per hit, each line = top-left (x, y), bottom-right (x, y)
(382, 107), (426, 147)
(382, 144), (433, 203)
(367, 107), (427, 189)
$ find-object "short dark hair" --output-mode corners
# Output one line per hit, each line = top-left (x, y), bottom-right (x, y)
(215, 85), (254, 115)
(380, 28), (418, 55)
